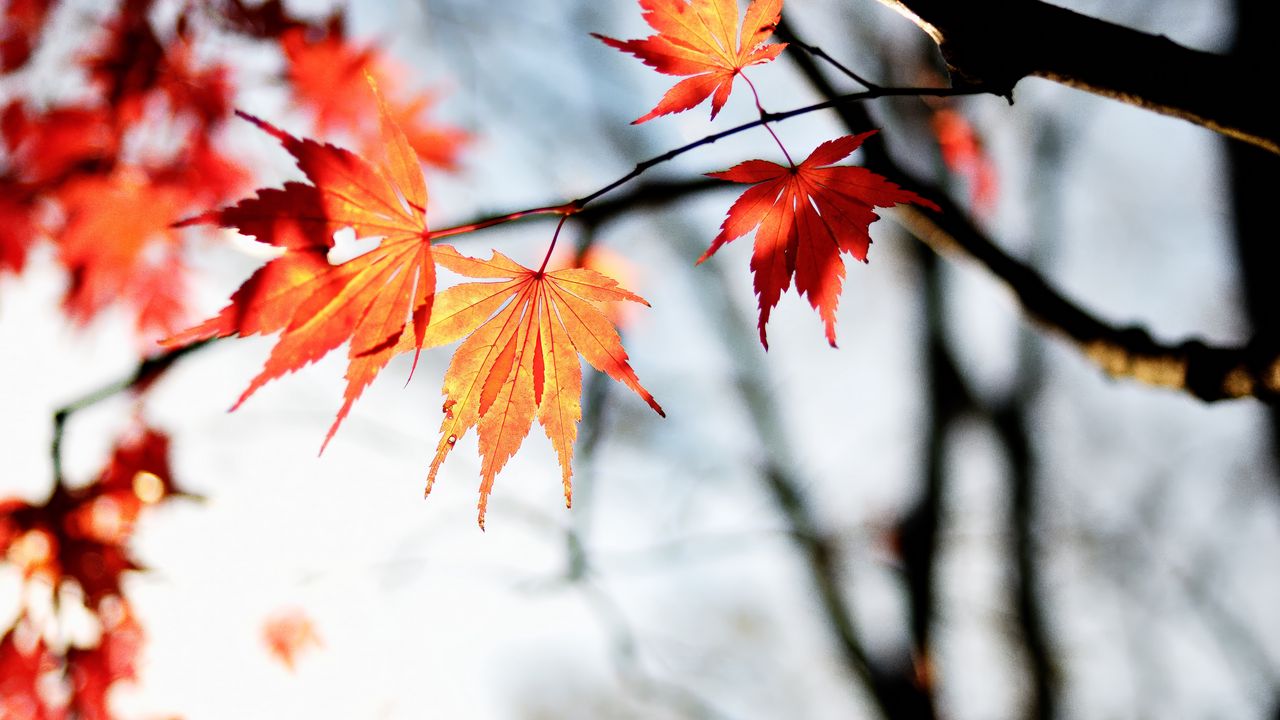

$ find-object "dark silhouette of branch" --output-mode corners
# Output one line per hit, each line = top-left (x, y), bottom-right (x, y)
(1226, 0), (1280, 480)
(778, 17), (1280, 406)
(993, 394), (1057, 720)
(876, 0), (1280, 154)
(893, 249), (963, 714)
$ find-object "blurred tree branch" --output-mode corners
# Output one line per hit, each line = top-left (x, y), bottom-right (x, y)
(876, 0), (1280, 154)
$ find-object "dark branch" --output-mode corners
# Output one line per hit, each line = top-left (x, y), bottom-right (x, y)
(876, 0), (1280, 154)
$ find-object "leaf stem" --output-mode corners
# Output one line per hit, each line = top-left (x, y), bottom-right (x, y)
(741, 73), (794, 167)
(538, 214), (573, 275)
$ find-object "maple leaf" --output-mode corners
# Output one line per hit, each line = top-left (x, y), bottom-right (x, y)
(0, 423), (185, 609)
(82, 1), (237, 131)
(699, 131), (940, 348)
(166, 79), (435, 445)
(1, 483), (140, 608)
(2, 102), (118, 185)
(283, 25), (468, 170)
(593, 0), (786, 123)
(420, 246), (664, 528)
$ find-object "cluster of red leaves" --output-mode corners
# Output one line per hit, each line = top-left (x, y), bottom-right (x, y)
(281, 19), (469, 171)
(0, 0), (244, 340)
(169, 81), (660, 527)
(1, 0), (470, 711)
(0, 0), (466, 344)
(0, 425), (184, 720)
(598, 0), (938, 347)
(172, 0), (941, 526)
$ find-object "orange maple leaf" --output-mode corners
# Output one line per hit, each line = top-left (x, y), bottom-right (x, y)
(166, 80), (435, 445)
(699, 131), (939, 348)
(594, 0), (786, 123)
(415, 246), (664, 528)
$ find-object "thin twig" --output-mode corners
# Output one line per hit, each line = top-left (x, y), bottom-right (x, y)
(424, 85), (986, 241)
(785, 37), (882, 89)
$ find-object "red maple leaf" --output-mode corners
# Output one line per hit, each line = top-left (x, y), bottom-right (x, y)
(594, 0), (786, 123)
(166, 79), (435, 444)
(420, 246), (664, 528)
(283, 25), (468, 170)
(699, 131), (939, 348)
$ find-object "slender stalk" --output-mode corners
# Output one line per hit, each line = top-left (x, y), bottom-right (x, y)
(741, 73), (795, 166)
(537, 214), (573, 274)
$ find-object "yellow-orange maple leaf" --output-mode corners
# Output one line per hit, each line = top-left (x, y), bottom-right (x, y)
(416, 246), (664, 528)
(594, 0), (786, 123)
(165, 79), (434, 446)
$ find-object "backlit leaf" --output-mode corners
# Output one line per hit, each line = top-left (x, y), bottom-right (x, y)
(700, 131), (939, 348)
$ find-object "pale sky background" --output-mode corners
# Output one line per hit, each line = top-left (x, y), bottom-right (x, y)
(2, 0), (1278, 718)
